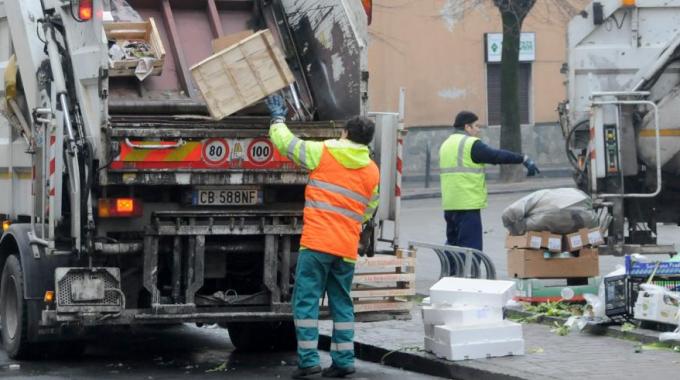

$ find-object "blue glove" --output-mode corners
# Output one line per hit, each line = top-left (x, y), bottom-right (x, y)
(264, 94), (288, 119)
(523, 156), (540, 177)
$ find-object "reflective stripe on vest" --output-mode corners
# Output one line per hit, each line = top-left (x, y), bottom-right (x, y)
(439, 134), (487, 210)
(300, 146), (380, 260)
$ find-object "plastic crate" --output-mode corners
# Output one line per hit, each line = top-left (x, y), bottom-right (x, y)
(604, 275), (680, 322)
(625, 255), (680, 277)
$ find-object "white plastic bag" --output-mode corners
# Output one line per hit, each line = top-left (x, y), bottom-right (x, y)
(502, 188), (599, 235)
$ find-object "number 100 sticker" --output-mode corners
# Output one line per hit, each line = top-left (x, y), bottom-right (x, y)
(247, 139), (274, 165)
(202, 138), (230, 166)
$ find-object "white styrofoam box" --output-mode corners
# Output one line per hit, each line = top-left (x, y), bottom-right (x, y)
(434, 320), (523, 346)
(424, 336), (437, 353)
(422, 304), (503, 326)
(633, 288), (680, 325)
(424, 323), (436, 338)
(429, 278), (515, 307)
(428, 338), (525, 361)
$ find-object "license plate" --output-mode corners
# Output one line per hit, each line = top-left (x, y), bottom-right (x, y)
(193, 188), (261, 206)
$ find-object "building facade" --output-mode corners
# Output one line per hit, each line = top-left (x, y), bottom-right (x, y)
(366, 0), (589, 181)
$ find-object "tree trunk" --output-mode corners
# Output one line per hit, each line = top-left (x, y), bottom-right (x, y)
(494, 0), (535, 182)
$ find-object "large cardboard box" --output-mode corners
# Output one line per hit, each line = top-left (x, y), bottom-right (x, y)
(505, 232), (562, 253)
(507, 248), (599, 279)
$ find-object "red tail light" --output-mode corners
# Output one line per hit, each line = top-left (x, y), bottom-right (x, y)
(362, 0), (372, 25)
(79, 0), (93, 21)
(98, 198), (143, 218)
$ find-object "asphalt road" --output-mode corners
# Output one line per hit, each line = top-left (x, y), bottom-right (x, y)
(0, 324), (443, 379)
(402, 192), (677, 294)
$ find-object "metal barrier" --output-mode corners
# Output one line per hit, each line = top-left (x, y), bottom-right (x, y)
(408, 241), (497, 280)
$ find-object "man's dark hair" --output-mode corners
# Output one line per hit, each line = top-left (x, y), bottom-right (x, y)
(453, 111), (479, 130)
(345, 116), (375, 145)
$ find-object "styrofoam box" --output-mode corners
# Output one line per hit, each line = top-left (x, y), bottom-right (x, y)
(426, 337), (525, 361)
(429, 278), (515, 308)
(434, 320), (523, 346)
(422, 304), (503, 326)
(424, 323), (435, 338)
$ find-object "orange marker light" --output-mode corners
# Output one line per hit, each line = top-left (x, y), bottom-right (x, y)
(2, 220), (10, 232)
(622, 0), (636, 7)
(44, 291), (55, 304)
(116, 198), (135, 214)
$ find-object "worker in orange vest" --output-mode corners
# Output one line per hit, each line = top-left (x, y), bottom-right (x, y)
(266, 95), (380, 379)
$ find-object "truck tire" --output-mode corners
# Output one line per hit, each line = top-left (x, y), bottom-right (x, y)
(1, 254), (38, 359)
(226, 321), (296, 351)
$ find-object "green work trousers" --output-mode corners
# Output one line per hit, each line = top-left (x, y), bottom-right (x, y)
(293, 249), (355, 369)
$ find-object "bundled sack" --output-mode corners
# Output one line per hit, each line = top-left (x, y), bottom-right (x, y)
(502, 188), (598, 235)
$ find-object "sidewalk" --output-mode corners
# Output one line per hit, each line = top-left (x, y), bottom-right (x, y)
(319, 309), (680, 380)
(403, 176), (576, 201)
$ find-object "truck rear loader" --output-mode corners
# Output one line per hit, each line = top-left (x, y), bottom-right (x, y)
(0, 0), (404, 358)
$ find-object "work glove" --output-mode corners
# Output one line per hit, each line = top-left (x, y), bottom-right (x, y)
(358, 221), (375, 257)
(523, 155), (540, 177)
(264, 94), (288, 122)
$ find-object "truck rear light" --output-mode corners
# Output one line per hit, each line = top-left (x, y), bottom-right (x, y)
(621, 0), (636, 7)
(78, 0), (93, 21)
(98, 198), (143, 218)
(362, 0), (372, 25)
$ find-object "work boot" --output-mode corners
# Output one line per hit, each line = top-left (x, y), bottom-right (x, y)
(322, 365), (356, 378)
(292, 365), (322, 379)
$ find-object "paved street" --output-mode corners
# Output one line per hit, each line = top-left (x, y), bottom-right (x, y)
(402, 188), (678, 294)
(0, 324), (443, 379)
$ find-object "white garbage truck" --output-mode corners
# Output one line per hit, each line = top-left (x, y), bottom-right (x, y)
(0, 0), (405, 358)
(561, 0), (680, 256)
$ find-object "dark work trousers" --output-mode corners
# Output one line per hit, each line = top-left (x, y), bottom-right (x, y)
(444, 210), (483, 275)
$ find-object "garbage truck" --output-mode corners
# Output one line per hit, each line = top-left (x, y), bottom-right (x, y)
(560, 0), (680, 256)
(0, 0), (405, 358)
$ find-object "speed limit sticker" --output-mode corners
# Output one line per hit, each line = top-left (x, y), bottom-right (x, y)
(247, 139), (274, 165)
(202, 138), (230, 165)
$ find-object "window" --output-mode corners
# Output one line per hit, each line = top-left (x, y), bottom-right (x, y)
(486, 63), (531, 126)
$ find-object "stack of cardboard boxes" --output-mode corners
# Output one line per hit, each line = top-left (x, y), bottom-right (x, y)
(421, 278), (524, 361)
(506, 228), (603, 279)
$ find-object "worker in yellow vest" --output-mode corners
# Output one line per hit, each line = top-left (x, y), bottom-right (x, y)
(266, 95), (380, 379)
(439, 111), (539, 256)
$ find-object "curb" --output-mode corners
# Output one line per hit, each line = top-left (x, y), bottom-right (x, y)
(318, 334), (527, 380)
(318, 309), (664, 380)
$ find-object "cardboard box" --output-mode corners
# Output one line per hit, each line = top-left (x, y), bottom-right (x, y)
(565, 228), (605, 252)
(507, 248), (600, 279)
(506, 232), (563, 253)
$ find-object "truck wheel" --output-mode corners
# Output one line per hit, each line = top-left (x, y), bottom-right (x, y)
(226, 321), (296, 351)
(1, 255), (37, 359)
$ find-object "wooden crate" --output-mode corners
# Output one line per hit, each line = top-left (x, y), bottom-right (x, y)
(349, 249), (416, 314)
(104, 18), (166, 77)
(190, 29), (295, 120)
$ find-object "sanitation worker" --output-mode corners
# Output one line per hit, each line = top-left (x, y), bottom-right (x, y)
(439, 111), (539, 255)
(266, 95), (380, 379)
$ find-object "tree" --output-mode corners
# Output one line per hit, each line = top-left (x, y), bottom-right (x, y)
(440, 0), (582, 182)
(494, 0), (536, 182)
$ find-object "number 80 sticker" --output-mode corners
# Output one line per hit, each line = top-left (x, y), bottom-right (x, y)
(202, 138), (230, 166)
(247, 139), (274, 166)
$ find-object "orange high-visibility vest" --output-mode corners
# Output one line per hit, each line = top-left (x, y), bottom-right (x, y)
(300, 146), (379, 260)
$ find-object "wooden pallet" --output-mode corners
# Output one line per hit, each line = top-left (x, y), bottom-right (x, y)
(350, 248), (416, 314)
(104, 18), (165, 77)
